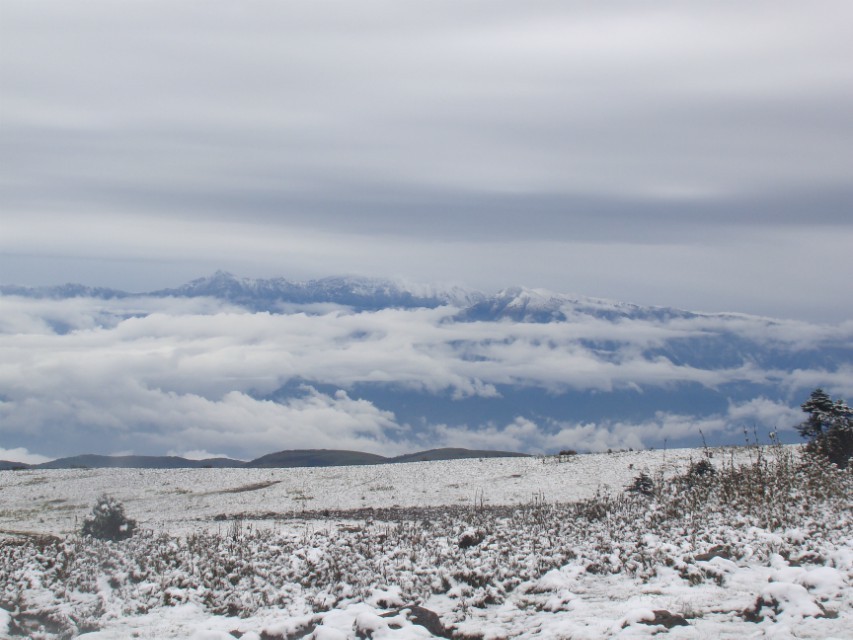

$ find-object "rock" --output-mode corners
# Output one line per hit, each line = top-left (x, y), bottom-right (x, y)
(640, 610), (689, 628)
(381, 605), (452, 638)
(695, 545), (732, 562)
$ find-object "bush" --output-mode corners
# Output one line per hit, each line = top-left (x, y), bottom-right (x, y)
(797, 388), (853, 468)
(626, 472), (654, 496)
(81, 494), (137, 541)
(685, 458), (716, 484)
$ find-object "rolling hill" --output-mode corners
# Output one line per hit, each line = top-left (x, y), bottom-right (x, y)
(10, 448), (530, 470)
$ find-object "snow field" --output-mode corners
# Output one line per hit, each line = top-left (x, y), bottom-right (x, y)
(1, 446), (851, 639)
(1, 448), (755, 538)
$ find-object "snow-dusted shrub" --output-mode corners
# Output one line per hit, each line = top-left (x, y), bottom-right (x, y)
(81, 494), (137, 541)
(660, 443), (850, 532)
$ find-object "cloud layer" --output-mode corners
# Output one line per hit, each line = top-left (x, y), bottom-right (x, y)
(1, 293), (850, 461)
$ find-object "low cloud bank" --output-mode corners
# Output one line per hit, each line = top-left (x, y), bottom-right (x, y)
(430, 397), (805, 454)
(0, 295), (849, 459)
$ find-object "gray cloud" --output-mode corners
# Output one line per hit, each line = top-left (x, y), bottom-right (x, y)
(2, 2), (853, 322)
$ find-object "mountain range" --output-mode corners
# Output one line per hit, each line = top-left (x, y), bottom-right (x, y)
(0, 270), (702, 321)
(0, 271), (482, 313)
(6, 270), (849, 371)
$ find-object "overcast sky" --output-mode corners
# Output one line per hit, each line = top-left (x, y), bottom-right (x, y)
(2, 1), (852, 321)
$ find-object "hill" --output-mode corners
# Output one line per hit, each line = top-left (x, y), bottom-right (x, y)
(0, 460), (31, 471)
(388, 448), (528, 463)
(35, 454), (245, 470)
(246, 449), (388, 468)
(14, 448), (529, 470)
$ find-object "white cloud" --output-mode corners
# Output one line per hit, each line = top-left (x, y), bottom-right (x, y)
(429, 397), (810, 454)
(431, 417), (541, 452)
(726, 397), (803, 431)
(2, 295), (813, 406)
(780, 366), (853, 401)
(0, 447), (50, 465)
(168, 449), (244, 462)
(0, 383), (405, 460)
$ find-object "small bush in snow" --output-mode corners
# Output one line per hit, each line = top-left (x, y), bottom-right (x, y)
(81, 494), (136, 541)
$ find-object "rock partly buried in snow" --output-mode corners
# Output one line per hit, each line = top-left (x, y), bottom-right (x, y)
(624, 609), (689, 629)
(647, 610), (689, 628)
(694, 544), (733, 562)
(379, 606), (451, 638)
(258, 616), (318, 639)
(743, 583), (828, 622)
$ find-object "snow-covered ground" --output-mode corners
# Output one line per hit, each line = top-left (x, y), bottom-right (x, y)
(1, 447), (851, 639)
(0, 448), (751, 537)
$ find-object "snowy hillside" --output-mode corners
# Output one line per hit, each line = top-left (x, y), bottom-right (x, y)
(1, 445), (851, 639)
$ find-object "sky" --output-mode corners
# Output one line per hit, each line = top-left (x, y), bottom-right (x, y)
(1, 1), (852, 321)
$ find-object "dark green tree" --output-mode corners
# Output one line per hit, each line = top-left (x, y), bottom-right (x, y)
(797, 388), (853, 468)
(626, 472), (655, 496)
(81, 494), (137, 541)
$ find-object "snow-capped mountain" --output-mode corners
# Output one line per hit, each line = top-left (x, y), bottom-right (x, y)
(154, 271), (484, 311)
(454, 286), (701, 323)
(1, 271), (483, 312)
(1, 271), (694, 320)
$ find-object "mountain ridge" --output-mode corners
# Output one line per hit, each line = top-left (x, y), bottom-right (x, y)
(1, 270), (755, 323)
(1, 448), (530, 470)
